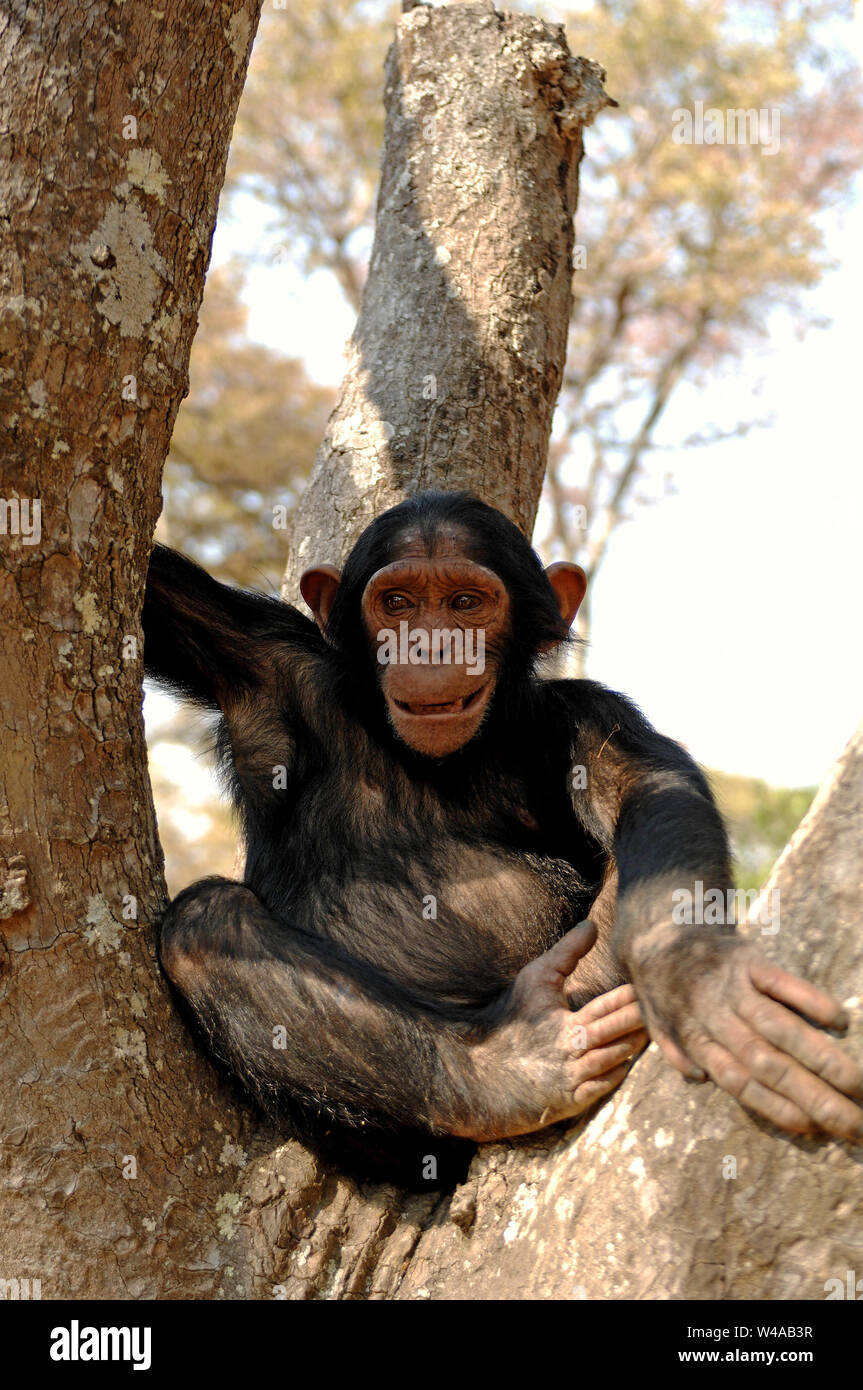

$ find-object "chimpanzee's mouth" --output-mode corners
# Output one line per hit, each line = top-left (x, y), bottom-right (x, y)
(393, 683), (489, 718)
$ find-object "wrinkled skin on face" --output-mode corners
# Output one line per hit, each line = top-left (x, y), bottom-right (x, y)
(301, 527), (585, 757)
(362, 554), (509, 755)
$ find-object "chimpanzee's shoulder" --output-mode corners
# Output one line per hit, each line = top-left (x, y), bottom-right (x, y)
(540, 676), (655, 738)
(540, 677), (703, 780)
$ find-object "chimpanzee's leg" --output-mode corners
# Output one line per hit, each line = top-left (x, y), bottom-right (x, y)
(159, 878), (644, 1184)
(158, 876), (475, 1185)
(161, 876), (400, 1124)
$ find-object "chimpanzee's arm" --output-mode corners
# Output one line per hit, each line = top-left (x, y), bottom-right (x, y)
(142, 543), (318, 710)
(561, 681), (863, 1143)
(562, 679), (733, 949)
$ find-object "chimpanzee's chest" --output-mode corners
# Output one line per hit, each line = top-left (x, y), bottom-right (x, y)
(245, 729), (602, 1007)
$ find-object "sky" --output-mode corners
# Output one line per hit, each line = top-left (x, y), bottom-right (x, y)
(150, 3), (863, 793)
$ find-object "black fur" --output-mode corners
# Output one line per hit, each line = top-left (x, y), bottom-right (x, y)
(143, 492), (731, 1186)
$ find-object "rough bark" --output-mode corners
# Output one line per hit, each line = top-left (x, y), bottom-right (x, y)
(283, 1), (612, 592)
(0, 0), (265, 1300)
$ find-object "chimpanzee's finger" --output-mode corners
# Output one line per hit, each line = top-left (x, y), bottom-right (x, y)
(749, 958), (849, 1031)
(537, 920), (598, 982)
(574, 982), (639, 1023)
(651, 1027), (707, 1081)
(737, 992), (863, 1100)
(688, 1034), (816, 1134)
(570, 1062), (633, 1113)
(572, 1033), (648, 1082)
(707, 1010), (863, 1142)
(581, 1000), (644, 1047)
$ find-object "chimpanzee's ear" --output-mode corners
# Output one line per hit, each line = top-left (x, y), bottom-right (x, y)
(544, 562), (587, 638)
(300, 565), (342, 636)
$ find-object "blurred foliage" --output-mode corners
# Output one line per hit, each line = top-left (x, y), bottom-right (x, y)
(147, 706), (238, 897)
(159, 264), (335, 587)
(707, 766), (817, 892)
(544, 0), (863, 666)
(227, 0), (390, 311)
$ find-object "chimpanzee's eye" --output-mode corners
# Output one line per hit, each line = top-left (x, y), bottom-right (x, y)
(384, 593), (411, 613)
(452, 593), (481, 611)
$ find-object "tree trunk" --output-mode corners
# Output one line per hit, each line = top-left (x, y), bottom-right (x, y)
(0, 0), (265, 1300)
(283, 1), (612, 591)
(0, 0), (606, 1299)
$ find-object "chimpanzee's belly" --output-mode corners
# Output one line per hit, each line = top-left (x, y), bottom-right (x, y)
(281, 836), (595, 1008)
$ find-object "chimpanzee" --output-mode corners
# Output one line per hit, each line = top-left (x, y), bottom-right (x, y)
(143, 491), (863, 1182)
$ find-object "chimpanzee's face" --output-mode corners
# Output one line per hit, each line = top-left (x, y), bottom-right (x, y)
(360, 529), (510, 756)
(300, 518), (586, 760)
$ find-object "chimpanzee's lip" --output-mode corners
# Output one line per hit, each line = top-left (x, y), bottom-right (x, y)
(392, 683), (489, 718)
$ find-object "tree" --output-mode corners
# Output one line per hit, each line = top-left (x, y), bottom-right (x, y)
(545, 0), (863, 664)
(0, 0), (600, 1298)
(0, 0), (272, 1300)
(226, 0), (863, 661)
(281, 3), (612, 589)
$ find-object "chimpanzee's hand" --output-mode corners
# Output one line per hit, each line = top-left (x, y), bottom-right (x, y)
(627, 928), (863, 1142)
(453, 921), (648, 1141)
